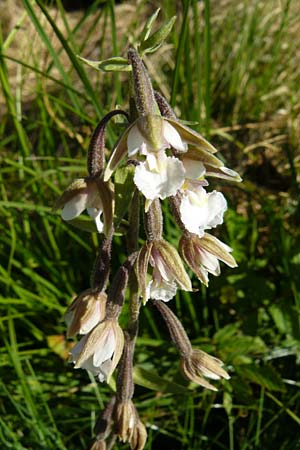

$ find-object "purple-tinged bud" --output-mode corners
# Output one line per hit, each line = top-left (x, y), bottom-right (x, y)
(87, 109), (129, 177)
(154, 91), (177, 119)
(144, 198), (163, 241)
(64, 288), (107, 338)
(127, 47), (157, 116)
(179, 232), (237, 286)
(152, 300), (230, 391)
(181, 349), (230, 391)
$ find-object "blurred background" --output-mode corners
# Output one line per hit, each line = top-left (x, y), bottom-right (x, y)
(1, 0), (300, 449)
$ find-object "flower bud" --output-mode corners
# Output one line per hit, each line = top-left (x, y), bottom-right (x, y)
(53, 177), (114, 235)
(127, 47), (157, 116)
(114, 399), (138, 443)
(181, 349), (230, 391)
(89, 439), (106, 450)
(136, 239), (192, 303)
(129, 419), (147, 450)
(64, 288), (107, 338)
(180, 232), (237, 286)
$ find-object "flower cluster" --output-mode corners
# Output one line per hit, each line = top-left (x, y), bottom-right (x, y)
(55, 33), (241, 450)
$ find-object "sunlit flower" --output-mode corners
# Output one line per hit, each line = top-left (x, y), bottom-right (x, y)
(64, 288), (107, 338)
(181, 349), (230, 391)
(179, 184), (227, 237)
(180, 232), (237, 286)
(54, 177), (113, 235)
(136, 239), (192, 303)
(134, 151), (185, 201)
(70, 319), (124, 382)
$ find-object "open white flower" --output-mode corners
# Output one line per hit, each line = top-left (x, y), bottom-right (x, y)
(134, 151), (185, 201)
(180, 184), (227, 237)
(70, 319), (124, 382)
(54, 177), (113, 235)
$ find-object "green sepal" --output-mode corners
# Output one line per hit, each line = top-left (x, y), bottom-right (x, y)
(114, 166), (135, 226)
(77, 55), (131, 72)
(140, 16), (176, 55)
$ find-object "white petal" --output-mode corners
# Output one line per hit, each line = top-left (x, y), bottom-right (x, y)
(180, 187), (227, 236)
(127, 124), (146, 156)
(61, 193), (88, 220)
(70, 335), (89, 363)
(87, 207), (104, 233)
(93, 329), (116, 367)
(147, 279), (177, 302)
(134, 154), (185, 200)
(98, 359), (112, 383)
(196, 248), (220, 275)
(163, 120), (187, 152)
(182, 158), (206, 180)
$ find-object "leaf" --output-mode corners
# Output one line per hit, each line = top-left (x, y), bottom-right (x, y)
(139, 8), (161, 42)
(77, 55), (131, 72)
(140, 16), (176, 55)
(133, 366), (187, 394)
(235, 364), (286, 392)
(114, 166), (135, 226)
(269, 304), (300, 339)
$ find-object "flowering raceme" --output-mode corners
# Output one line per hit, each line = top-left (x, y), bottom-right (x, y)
(55, 22), (243, 448)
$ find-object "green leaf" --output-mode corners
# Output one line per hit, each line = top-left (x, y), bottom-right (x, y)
(269, 304), (300, 339)
(77, 55), (131, 72)
(133, 366), (187, 394)
(114, 166), (135, 226)
(235, 364), (286, 392)
(139, 8), (161, 42)
(140, 16), (176, 55)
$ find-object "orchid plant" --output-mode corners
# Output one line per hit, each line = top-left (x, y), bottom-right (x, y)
(54, 11), (241, 450)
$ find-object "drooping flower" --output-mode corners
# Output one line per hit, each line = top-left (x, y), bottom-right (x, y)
(136, 239), (192, 303)
(64, 288), (107, 338)
(181, 349), (230, 391)
(54, 177), (113, 235)
(70, 319), (124, 382)
(180, 232), (237, 286)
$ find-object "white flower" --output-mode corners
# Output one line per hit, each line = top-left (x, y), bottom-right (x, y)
(134, 151), (185, 201)
(70, 319), (124, 382)
(180, 185), (227, 237)
(127, 115), (187, 156)
(54, 178), (114, 235)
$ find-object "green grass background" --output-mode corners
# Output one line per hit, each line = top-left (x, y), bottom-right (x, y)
(1, 0), (300, 449)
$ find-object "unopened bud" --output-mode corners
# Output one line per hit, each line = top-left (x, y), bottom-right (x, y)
(87, 110), (129, 177)
(114, 399), (138, 443)
(180, 232), (237, 286)
(127, 47), (157, 116)
(144, 198), (163, 241)
(181, 349), (230, 391)
(64, 288), (107, 338)
(129, 419), (147, 450)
